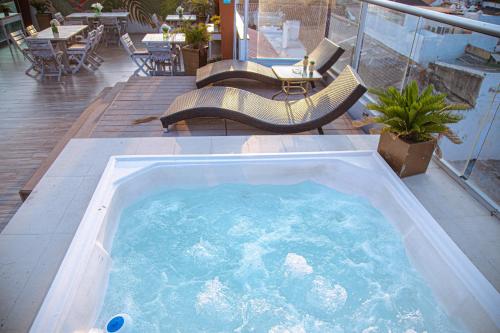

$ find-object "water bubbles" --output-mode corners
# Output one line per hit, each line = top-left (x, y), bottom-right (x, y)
(195, 277), (234, 320)
(235, 242), (269, 279)
(306, 276), (347, 314)
(269, 323), (306, 333)
(284, 253), (313, 277)
(98, 182), (466, 332)
(186, 239), (219, 261)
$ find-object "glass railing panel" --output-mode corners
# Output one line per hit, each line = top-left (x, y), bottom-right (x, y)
(357, 4), (421, 92)
(236, 0), (330, 60)
(327, 0), (361, 73)
(404, 17), (500, 181)
(465, 94), (499, 207)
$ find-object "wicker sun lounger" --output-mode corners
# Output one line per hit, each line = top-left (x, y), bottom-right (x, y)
(161, 66), (366, 134)
(195, 38), (345, 88)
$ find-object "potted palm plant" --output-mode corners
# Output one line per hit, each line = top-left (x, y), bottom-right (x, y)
(30, 0), (51, 29)
(181, 23), (209, 75)
(354, 81), (469, 177)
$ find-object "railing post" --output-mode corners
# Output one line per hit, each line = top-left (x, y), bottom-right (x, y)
(325, 0), (333, 38)
(401, 16), (422, 91)
(242, 0), (249, 61)
(352, 1), (368, 71)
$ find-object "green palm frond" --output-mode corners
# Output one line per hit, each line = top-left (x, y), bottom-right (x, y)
(355, 80), (469, 143)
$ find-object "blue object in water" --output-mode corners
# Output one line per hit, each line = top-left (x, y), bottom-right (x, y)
(106, 315), (124, 332)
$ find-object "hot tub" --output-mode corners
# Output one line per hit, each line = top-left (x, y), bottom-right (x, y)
(30, 152), (500, 332)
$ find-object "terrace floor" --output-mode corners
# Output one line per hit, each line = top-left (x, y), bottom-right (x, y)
(0, 33), (499, 332)
(0, 36), (359, 231)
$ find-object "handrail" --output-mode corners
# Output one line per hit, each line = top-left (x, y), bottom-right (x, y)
(363, 0), (500, 38)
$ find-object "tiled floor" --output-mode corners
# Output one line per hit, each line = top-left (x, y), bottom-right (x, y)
(0, 135), (498, 333)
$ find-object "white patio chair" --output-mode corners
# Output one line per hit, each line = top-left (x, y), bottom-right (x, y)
(10, 30), (40, 75)
(25, 39), (65, 81)
(53, 12), (65, 25)
(26, 25), (37, 36)
(91, 25), (105, 64)
(120, 33), (151, 76)
(147, 43), (176, 76)
(100, 16), (121, 46)
(112, 9), (128, 32)
(67, 30), (97, 73)
(76, 24), (104, 66)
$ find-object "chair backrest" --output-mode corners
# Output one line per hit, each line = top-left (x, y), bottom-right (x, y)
(26, 39), (58, 59)
(26, 25), (37, 36)
(151, 13), (161, 28)
(147, 44), (173, 62)
(64, 18), (84, 25)
(10, 30), (27, 51)
(302, 38), (345, 75)
(120, 33), (136, 56)
(291, 65), (366, 118)
(95, 24), (104, 45)
(84, 29), (97, 51)
(54, 12), (65, 24)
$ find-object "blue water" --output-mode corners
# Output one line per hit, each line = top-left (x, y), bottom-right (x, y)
(97, 182), (465, 332)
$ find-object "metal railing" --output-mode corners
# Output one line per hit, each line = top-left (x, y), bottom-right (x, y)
(362, 0), (500, 37)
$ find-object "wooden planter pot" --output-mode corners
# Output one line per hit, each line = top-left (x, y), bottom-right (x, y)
(377, 132), (436, 178)
(36, 13), (52, 30)
(182, 45), (208, 75)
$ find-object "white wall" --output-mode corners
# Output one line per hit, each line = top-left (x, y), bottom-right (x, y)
(439, 67), (500, 161)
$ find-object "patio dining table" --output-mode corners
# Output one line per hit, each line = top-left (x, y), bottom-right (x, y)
(165, 14), (196, 27)
(142, 33), (186, 45)
(142, 33), (186, 75)
(66, 12), (129, 19)
(26, 25), (88, 71)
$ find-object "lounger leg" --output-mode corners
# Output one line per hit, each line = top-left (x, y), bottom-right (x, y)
(317, 127), (324, 135)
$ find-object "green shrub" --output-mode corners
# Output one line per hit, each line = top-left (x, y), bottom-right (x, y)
(182, 23), (209, 49)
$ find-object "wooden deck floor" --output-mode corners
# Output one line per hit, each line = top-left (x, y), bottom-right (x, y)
(0, 37), (360, 231)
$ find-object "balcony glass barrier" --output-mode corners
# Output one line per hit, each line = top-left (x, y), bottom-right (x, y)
(237, 0), (499, 212)
(402, 17), (499, 209)
(326, 0), (361, 73)
(236, 0), (330, 59)
(468, 104), (499, 206)
(357, 4), (421, 91)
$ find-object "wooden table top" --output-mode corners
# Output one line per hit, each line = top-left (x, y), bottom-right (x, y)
(165, 14), (196, 21)
(142, 33), (186, 44)
(272, 65), (322, 81)
(67, 12), (129, 18)
(27, 25), (88, 41)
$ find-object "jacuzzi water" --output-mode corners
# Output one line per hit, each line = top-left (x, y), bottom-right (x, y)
(96, 181), (465, 332)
